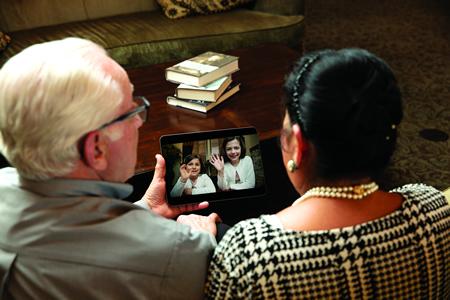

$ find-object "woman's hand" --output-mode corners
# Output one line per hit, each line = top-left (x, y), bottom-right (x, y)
(177, 213), (222, 236)
(209, 154), (224, 174)
(179, 164), (190, 182)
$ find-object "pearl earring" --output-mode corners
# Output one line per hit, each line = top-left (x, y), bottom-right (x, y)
(287, 160), (297, 172)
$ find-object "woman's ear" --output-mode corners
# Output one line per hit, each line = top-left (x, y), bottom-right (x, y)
(82, 131), (108, 171)
(292, 124), (307, 167)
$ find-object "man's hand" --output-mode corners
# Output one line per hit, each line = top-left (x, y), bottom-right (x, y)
(177, 213), (221, 236)
(142, 154), (209, 219)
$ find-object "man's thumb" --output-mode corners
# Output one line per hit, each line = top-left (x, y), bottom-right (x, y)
(154, 154), (166, 179)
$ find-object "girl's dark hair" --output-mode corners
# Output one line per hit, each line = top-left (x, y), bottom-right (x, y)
(283, 48), (403, 180)
(220, 136), (246, 163)
(183, 154), (205, 174)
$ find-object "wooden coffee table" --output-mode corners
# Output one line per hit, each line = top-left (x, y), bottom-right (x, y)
(127, 43), (301, 174)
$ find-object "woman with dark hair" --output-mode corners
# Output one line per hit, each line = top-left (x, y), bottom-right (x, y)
(170, 154), (216, 197)
(179, 48), (450, 298)
(210, 136), (255, 191)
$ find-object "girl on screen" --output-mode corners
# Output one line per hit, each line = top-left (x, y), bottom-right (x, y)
(170, 154), (216, 197)
(210, 136), (256, 191)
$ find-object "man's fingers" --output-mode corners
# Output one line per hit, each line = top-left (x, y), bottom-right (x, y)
(208, 212), (222, 223)
(186, 202), (207, 212)
(196, 201), (209, 210)
(175, 201), (209, 214)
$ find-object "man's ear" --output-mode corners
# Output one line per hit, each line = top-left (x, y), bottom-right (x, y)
(82, 131), (108, 171)
(292, 124), (307, 167)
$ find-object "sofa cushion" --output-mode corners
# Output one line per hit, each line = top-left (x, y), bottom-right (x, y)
(156, 0), (254, 19)
(1, 9), (304, 68)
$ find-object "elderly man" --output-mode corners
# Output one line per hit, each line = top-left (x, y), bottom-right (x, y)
(0, 38), (218, 299)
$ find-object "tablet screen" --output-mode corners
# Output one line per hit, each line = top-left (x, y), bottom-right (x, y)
(160, 127), (266, 205)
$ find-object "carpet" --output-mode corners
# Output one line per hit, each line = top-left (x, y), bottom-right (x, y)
(304, 0), (450, 190)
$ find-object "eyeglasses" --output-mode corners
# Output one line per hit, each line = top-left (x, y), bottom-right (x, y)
(77, 96), (150, 160)
(95, 96), (150, 131)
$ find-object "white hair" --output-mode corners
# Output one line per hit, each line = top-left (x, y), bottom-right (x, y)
(0, 38), (123, 180)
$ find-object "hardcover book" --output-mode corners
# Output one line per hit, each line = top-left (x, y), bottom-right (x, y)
(167, 82), (240, 113)
(165, 52), (239, 87)
(175, 75), (232, 102)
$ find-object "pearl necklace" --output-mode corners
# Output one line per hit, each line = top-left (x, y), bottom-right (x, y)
(292, 182), (379, 206)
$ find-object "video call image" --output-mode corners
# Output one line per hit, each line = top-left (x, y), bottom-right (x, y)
(161, 133), (266, 204)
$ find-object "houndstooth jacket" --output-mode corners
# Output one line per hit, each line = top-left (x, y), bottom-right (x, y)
(206, 184), (450, 299)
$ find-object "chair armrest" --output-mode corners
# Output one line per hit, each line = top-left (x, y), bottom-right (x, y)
(252, 0), (305, 16)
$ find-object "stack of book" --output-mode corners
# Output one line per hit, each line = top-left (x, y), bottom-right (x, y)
(164, 51), (240, 113)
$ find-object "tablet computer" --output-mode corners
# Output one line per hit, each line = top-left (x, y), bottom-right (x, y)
(160, 127), (266, 205)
